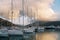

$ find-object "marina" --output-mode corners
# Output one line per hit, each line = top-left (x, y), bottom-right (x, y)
(0, 26), (60, 40)
(0, 0), (60, 40)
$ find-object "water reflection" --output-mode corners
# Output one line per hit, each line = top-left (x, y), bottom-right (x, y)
(36, 32), (59, 40)
(0, 28), (60, 40)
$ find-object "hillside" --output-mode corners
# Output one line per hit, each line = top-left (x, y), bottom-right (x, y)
(26, 21), (60, 27)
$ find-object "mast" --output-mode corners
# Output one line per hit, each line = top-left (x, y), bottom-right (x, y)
(11, 0), (13, 22)
(22, 0), (24, 26)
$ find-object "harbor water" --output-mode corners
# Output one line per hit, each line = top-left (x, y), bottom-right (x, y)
(0, 32), (60, 40)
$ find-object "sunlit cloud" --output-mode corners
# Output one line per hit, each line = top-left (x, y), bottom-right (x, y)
(24, 0), (57, 21)
(0, 0), (58, 25)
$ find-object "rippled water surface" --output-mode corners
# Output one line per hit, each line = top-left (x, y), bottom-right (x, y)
(36, 32), (60, 40)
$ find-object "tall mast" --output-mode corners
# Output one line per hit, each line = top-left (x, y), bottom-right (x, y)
(22, 0), (24, 26)
(22, 0), (24, 15)
(11, 0), (13, 22)
(20, 0), (25, 16)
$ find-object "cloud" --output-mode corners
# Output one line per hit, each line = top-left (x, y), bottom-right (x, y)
(23, 0), (57, 21)
(0, 0), (20, 19)
(0, 0), (57, 25)
(0, 0), (57, 21)
(11, 16), (34, 25)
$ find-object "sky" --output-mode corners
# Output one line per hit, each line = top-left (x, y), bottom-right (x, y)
(0, 0), (60, 25)
(52, 0), (60, 20)
(52, 0), (60, 13)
